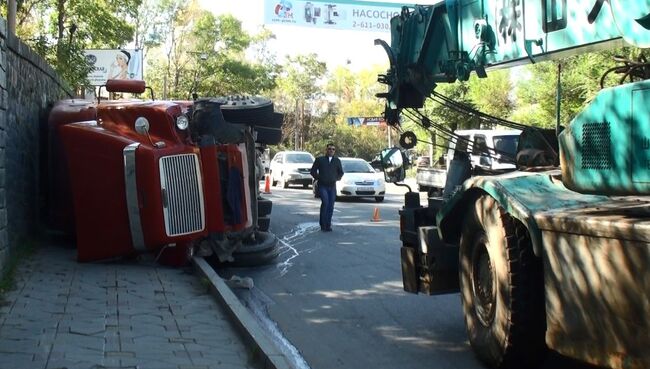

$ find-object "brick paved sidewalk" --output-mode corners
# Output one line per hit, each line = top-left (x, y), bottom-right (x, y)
(0, 245), (259, 369)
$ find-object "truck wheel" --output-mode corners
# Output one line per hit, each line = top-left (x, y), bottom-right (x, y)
(459, 195), (546, 369)
(217, 96), (275, 126)
(257, 198), (272, 217)
(257, 216), (270, 232)
(229, 231), (279, 267)
(254, 125), (283, 145)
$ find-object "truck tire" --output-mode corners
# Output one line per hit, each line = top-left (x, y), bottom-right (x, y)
(459, 195), (546, 369)
(230, 231), (279, 267)
(210, 231), (279, 267)
(258, 198), (272, 217)
(218, 96), (275, 126)
(257, 216), (270, 232)
(254, 126), (282, 145)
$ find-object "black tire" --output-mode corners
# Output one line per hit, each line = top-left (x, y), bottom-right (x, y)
(254, 112), (284, 129)
(375, 196), (384, 202)
(229, 231), (279, 267)
(218, 96), (275, 126)
(257, 216), (270, 232)
(459, 195), (546, 369)
(270, 171), (278, 186)
(258, 198), (272, 217)
(255, 126), (282, 145)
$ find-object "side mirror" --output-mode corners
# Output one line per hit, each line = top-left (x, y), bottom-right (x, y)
(379, 147), (408, 183)
(479, 155), (492, 167)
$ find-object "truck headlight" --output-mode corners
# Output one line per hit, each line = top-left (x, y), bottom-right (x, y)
(176, 115), (189, 130)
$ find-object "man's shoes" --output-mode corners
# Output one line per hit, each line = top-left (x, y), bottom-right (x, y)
(324, 227), (332, 232)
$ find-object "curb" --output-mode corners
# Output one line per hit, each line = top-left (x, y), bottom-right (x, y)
(192, 256), (294, 369)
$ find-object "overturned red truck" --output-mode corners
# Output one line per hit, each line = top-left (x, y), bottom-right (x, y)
(46, 79), (282, 266)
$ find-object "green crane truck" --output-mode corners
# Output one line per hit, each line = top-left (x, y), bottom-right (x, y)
(375, 1), (650, 369)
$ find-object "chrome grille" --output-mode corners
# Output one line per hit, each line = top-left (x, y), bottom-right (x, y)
(159, 154), (205, 236)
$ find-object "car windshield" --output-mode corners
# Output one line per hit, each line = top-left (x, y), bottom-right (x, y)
(286, 153), (314, 163)
(342, 160), (374, 173)
(492, 135), (519, 157)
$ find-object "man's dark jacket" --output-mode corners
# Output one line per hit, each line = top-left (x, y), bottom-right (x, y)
(310, 156), (344, 186)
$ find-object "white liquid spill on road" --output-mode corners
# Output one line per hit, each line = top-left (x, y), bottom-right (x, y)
(242, 288), (312, 369)
(276, 222), (320, 276)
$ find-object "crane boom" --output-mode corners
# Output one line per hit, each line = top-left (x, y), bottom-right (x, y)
(378, 0), (650, 117)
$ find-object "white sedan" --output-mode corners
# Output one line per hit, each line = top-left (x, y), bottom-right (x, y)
(315, 157), (386, 202)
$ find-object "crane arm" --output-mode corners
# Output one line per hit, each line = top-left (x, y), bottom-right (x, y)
(378, 0), (650, 123)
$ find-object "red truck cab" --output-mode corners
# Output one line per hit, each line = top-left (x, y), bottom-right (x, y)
(47, 80), (279, 265)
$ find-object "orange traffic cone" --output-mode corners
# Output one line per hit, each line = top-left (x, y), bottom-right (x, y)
(371, 207), (381, 222)
(263, 175), (272, 194)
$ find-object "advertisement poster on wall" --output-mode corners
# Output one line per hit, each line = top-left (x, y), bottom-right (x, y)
(84, 49), (144, 86)
(264, 0), (402, 32)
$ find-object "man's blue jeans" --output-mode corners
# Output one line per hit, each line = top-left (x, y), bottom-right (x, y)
(318, 184), (336, 229)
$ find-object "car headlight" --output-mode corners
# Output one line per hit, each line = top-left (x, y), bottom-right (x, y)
(176, 115), (189, 130)
(343, 178), (355, 185)
(377, 177), (385, 185)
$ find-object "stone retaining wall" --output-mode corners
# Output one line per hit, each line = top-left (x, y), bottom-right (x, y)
(0, 18), (71, 274)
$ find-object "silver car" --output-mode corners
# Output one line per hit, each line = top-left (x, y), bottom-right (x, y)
(269, 151), (315, 188)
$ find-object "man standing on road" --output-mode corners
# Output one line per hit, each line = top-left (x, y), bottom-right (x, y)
(310, 143), (344, 232)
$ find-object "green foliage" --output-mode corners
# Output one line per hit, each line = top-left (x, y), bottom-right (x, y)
(144, 6), (278, 100)
(512, 47), (647, 128)
(14, 0), (140, 88)
(301, 118), (387, 161)
(467, 69), (514, 120)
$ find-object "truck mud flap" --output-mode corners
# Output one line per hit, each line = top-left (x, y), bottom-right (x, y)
(400, 226), (460, 295)
(418, 226), (459, 295)
(401, 246), (419, 293)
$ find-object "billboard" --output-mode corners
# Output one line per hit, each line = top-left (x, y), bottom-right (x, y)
(84, 49), (144, 86)
(264, 0), (402, 32)
(347, 116), (386, 126)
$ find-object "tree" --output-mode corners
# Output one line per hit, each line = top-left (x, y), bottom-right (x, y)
(12, 0), (141, 88)
(467, 69), (515, 121)
(143, 6), (278, 100)
(512, 47), (647, 128)
(274, 53), (327, 149)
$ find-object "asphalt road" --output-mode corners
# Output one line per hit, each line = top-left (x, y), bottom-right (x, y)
(216, 182), (603, 369)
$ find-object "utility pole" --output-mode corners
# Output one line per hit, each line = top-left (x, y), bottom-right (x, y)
(8, 0), (16, 34)
(294, 99), (299, 150)
(387, 126), (392, 147)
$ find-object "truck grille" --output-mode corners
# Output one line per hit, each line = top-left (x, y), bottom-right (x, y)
(159, 154), (205, 236)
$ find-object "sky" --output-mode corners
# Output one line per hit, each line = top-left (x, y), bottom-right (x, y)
(197, 0), (439, 72)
